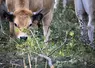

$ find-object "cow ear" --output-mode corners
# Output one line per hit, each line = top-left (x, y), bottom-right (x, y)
(3, 11), (14, 22)
(32, 13), (43, 22)
(32, 9), (43, 22)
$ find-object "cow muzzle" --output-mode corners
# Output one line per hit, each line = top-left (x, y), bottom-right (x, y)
(17, 33), (28, 41)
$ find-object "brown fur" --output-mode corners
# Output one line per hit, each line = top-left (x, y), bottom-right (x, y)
(14, 9), (32, 29)
(0, 0), (5, 5)
(14, 0), (29, 9)
(0, 0), (2, 5)
(14, 12), (31, 28)
(19, 0), (25, 7)
(0, 0), (1, 4)
(14, 8), (32, 15)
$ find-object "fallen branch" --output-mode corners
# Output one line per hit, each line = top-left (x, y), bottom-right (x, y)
(38, 54), (54, 68)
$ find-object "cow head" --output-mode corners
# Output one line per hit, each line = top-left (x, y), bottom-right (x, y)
(3, 8), (43, 41)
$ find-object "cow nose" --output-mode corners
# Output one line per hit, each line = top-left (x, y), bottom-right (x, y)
(20, 36), (27, 41)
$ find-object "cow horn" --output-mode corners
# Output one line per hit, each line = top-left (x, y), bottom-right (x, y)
(33, 9), (43, 15)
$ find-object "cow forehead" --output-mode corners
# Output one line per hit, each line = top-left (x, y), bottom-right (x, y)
(14, 15), (32, 27)
(13, 9), (32, 26)
(14, 8), (32, 15)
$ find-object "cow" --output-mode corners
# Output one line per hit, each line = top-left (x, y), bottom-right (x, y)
(74, 0), (95, 46)
(3, 0), (54, 46)
(63, 0), (95, 46)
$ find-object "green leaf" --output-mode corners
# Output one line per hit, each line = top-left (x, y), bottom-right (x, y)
(69, 31), (74, 36)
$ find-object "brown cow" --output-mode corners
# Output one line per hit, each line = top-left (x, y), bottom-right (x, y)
(3, 0), (54, 45)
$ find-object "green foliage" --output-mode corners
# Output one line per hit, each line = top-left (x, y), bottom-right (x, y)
(0, 0), (95, 68)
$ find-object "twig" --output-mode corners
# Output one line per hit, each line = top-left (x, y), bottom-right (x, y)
(23, 58), (26, 68)
(1, 30), (20, 45)
(10, 63), (22, 67)
(45, 61), (48, 68)
(48, 31), (69, 56)
(30, 29), (44, 54)
(0, 63), (23, 67)
(34, 57), (37, 68)
(28, 54), (32, 68)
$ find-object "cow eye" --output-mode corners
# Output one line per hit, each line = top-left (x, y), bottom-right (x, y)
(14, 23), (18, 27)
(29, 23), (32, 27)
